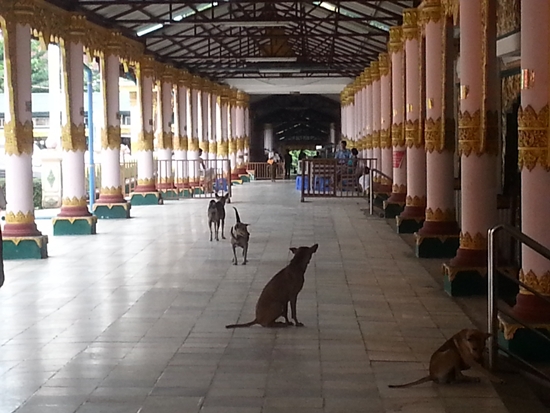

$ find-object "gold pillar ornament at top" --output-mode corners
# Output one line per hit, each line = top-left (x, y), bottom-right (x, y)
(420, 0), (443, 26)
(61, 123), (87, 152)
(4, 120), (34, 156)
(101, 125), (122, 150)
(459, 231), (488, 250)
(388, 26), (403, 54)
(378, 53), (390, 77)
(156, 131), (173, 150)
(403, 8), (420, 41)
(425, 207), (456, 222)
(405, 119), (422, 149)
(391, 123), (404, 148)
(517, 104), (550, 171)
(458, 110), (499, 156)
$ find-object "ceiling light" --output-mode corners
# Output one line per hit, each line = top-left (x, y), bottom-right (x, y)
(220, 21), (292, 27)
(137, 23), (164, 37)
(245, 57), (298, 63)
(259, 68), (301, 74)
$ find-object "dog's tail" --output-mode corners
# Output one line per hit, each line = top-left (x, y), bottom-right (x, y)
(388, 376), (432, 388)
(225, 320), (257, 328)
(233, 207), (242, 223)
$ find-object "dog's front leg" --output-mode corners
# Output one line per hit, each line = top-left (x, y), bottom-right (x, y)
(242, 243), (248, 265)
(215, 223), (220, 241)
(221, 218), (226, 239)
(232, 244), (238, 265)
(209, 222), (213, 242)
(290, 297), (303, 327)
(282, 301), (293, 326)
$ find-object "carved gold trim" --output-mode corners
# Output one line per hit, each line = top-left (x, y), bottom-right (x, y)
(496, 0), (520, 38)
(173, 135), (188, 151)
(458, 110), (499, 157)
(138, 178), (155, 186)
(424, 117), (441, 153)
(62, 196), (87, 207)
(403, 8), (419, 41)
(210, 141), (218, 154)
(371, 131), (380, 149)
(237, 137), (245, 151)
(441, 0), (459, 25)
(100, 186), (122, 195)
(379, 128), (391, 149)
(158, 177), (174, 184)
(61, 123), (87, 152)
(406, 195), (426, 207)
(517, 105), (550, 171)
(365, 133), (373, 150)
(460, 231), (487, 250)
(218, 141), (229, 157)
(101, 125), (121, 150)
(420, 0), (442, 26)
(378, 53), (390, 77)
(392, 184), (407, 194)
(4, 120), (34, 156)
(5, 211), (35, 224)
(388, 26), (403, 54)
(425, 207), (456, 222)
(391, 123), (405, 147)
(189, 138), (200, 152)
(202, 140), (210, 153)
(405, 119), (422, 148)
(519, 269), (550, 296)
(502, 73), (521, 114)
(135, 131), (154, 152)
(155, 131), (173, 150)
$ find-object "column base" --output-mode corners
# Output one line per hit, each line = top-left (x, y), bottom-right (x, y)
(239, 174), (251, 183)
(52, 216), (97, 235)
(396, 216), (424, 234)
(231, 179), (243, 186)
(415, 233), (460, 258)
(92, 202), (131, 219)
(130, 192), (162, 206)
(382, 200), (405, 218)
(178, 188), (193, 198)
(159, 189), (179, 200)
(498, 314), (550, 362)
(3, 235), (48, 259)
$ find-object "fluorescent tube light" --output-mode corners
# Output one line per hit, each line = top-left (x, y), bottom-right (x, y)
(220, 21), (292, 27)
(137, 24), (164, 37)
(259, 68), (301, 74)
(245, 57), (298, 63)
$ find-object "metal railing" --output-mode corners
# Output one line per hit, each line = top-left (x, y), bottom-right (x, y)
(488, 224), (550, 382)
(245, 162), (285, 180)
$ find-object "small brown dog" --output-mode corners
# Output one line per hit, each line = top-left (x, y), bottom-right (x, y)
(389, 328), (504, 387)
(226, 244), (318, 328)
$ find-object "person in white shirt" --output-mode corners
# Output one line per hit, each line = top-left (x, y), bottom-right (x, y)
(358, 166), (371, 194)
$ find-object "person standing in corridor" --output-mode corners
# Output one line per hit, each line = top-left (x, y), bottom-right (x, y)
(284, 149), (292, 179)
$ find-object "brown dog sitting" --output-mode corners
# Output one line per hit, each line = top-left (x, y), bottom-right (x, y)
(226, 244), (318, 328)
(389, 328), (504, 388)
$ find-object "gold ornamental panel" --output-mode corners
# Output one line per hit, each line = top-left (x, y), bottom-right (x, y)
(388, 26), (403, 54)
(378, 53), (390, 77)
(425, 207), (455, 222)
(405, 119), (421, 149)
(424, 117), (442, 153)
(173, 135), (188, 151)
(202, 140), (210, 154)
(365, 134), (373, 150)
(100, 186), (122, 195)
(62, 196), (87, 207)
(496, 0), (520, 38)
(228, 139), (237, 154)
(379, 129), (391, 149)
(392, 184), (407, 194)
(101, 125), (121, 150)
(460, 231), (487, 250)
(517, 105), (550, 171)
(210, 141), (218, 154)
(4, 120), (34, 156)
(519, 269), (550, 295)
(420, 0), (443, 26)
(134, 131), (154, 152)
(371, 131), (380, 149)
(189, 138), (200, 152)
(218, 141), (229, 157)
(155, 131), (173, 150)
(502, 73), (521, 113)
(61, 122), (87, 152)
(237, 137), (245, 151)
(402, 8), (419, 41)
(406, 195), (426, 207)
(138, 178), (155, 187)
(5, 210), (35, 224)
(391, 123), (405, 148)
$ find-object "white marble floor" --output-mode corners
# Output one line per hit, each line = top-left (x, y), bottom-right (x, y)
(0, 181), (510, 413)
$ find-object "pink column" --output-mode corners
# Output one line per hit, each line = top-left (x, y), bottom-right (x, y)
(132, 56), (157, 194)
(156, 67), (175, 194)
(235, 91), (247, 175)
(57, 15), (94, 221)
(416, 0), (459, 256)
(371, 61), (382, 182)
(173, 71), (190, 191)
(353, 80), (361, 153)
(189, 76), (201, 186)
(209, 84), (218, 162)
(229, 89), (239, 179)
(219, 87), (230, 175)
(447, 0), (498, 275)
(340, 89), (348, 143)
(365, 68), (373, 160)
(385, 26), (407, 213)
(1, 12), (48, 257)
(243, 96), (250, 165)
(510, 1), (550, 323)
(399, 8), (427, 230)
(359, 73), (367, 158)
(95, 33), (130, 218)
(379, 53), (393, 193)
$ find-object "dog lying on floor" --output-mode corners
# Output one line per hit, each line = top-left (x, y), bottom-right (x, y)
(226, 244), (318, 328)
(231, 207), (250, 265)
(388, 328), (504, 387)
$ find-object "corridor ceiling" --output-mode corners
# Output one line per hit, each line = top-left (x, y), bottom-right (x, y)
(48, 0), (417, 81)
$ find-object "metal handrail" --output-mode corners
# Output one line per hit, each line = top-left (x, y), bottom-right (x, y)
(488, 224), (550, 374)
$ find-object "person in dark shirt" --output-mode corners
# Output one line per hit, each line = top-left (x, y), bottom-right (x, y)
(284, 149), (292, 179)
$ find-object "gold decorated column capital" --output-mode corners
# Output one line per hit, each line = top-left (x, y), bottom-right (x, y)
(403, 8), (419, 41)
(388, 26), (403, 54)
(140, 55), (157, 79)
(4, 120), (34, 156)
(177, 70), (191, 88)
(378, 53), (390, 77)
(101, 125), (121, 150)
(420, 0), (443, 26)
(135, 131), (154, 152)
(104, 31), (123, 57)
(61, 123), (87, 152)
(66, 13), (87, 43)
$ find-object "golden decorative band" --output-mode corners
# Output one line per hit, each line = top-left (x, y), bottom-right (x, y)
(138, 178), (155, 186)
(391, 123), (405, 147)
(101, 125), (121, 150)
(460, 231), (487, 250)
(210, 141), (218, 154)
(392, 184), (407, 194)
(4, 120), (34, 156)
(218, 141), (229, 157)
(155, 131), (173, 150)
(62, 196), (87, 207)
(425, 207), (456, 222)
(402, 8), (419, 41)
(61, 122), (87, 152)
(174, 177), (189, 184)
(406, 195), (426, 207)
(158, 177), (174, 184)
(237, 137), (245, 151)
(228, 139), (237, 153)
(202, 140), (210, 153)
(5, 211), (35, 224)
(188, 138), (200, 152)
(379, 129), (391, 149)
(388, 26), (403, 54)
(378, 53), (390, 77)
(518, 105), (550, 171)
(100, 186), (122, 195)
(519, 269), (550, 295)
(371, 131), (380, 149)
(458, 110), (498, 157)
(405, 119), (422, 149)
(365, 133), (373, 150)
(134, 131), (154, 152)
(424, 117), (454, 153)
(420, 0), (442, 26)
(173, 135), (188, 151)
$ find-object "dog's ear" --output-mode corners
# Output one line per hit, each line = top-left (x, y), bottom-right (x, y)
(311, 244), (319, 253)
(289, 247), (298, 254)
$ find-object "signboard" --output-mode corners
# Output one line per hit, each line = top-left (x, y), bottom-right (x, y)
(393, 150), (406, 169)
